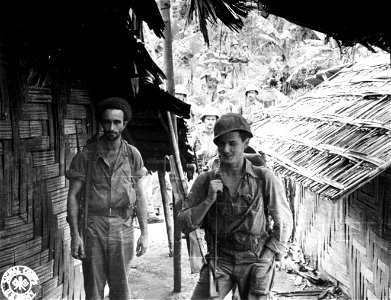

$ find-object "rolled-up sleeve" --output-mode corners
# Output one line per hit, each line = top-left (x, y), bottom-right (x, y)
(262, 168), (293, 254)
(65, 151), (87, 183)
(178, 172), (209, 235)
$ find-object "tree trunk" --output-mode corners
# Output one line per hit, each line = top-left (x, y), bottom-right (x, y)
(160, 0), (175, 95)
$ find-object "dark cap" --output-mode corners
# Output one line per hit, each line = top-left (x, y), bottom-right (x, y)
(213, 113), (253, 144)
(96, 97), (133, 122)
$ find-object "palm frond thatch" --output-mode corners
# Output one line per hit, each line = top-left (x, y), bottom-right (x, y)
(129, 0), (165, 38)
(252, 54), (391, 201)
(187, 0), (248, 44)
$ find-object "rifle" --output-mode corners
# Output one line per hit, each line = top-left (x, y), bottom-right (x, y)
(75, 125), (93, 250)
(193, 147), (201, 175)
(75, 125), (86, 246)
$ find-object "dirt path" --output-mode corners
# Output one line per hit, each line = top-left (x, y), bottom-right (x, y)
(129, 222), (198, 299)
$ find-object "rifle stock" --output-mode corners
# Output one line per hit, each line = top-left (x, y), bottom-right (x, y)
(208, 258), (219, 297)
(75, 125), (88, 247)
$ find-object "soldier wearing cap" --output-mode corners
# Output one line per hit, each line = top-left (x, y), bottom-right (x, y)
(238, 84), (264, 125)
(66, 97), (149, 300)
(241, 43), (251, 76)
(211, 85), (235, 114)
(200, 63), (222, 103)
(191, 106), (220, 170)
(179, 113), (293, 300)
(228, 40), (242, 88)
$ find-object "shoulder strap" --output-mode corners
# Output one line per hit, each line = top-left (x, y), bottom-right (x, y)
(125, 143), (138, 188)
(206, 168), (216, 181)
(125, 143), (134, 169)
(252, 165), (269, 215)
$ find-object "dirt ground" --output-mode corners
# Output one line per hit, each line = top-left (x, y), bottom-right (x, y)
(129, 221), (351, 300)
(129, 222), (198, 300)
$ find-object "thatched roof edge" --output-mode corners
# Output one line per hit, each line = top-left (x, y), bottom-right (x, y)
(252, 54), (391, 201)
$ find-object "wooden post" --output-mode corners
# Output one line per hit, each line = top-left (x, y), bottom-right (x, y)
(158, 164), (173, 256)
(168, 157), (183, 293)
(166, 112), (186, 292)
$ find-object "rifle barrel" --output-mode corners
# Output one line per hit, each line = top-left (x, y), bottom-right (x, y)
(75, 124), (81, 153)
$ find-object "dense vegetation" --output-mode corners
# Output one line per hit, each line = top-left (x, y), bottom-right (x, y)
(144, 2), (375, 109)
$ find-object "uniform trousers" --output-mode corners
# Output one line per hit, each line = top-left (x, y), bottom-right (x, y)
(82, 215), (134, 300)
(191, 249), (275, 300)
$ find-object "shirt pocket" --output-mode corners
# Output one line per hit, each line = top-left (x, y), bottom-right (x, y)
(236, 181), (258, 210)
(92, 163), (107, 184)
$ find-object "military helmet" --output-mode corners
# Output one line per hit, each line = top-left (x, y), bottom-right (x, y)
(213, 113), (253, 144)
(245, 83), (259, 95)
(200, 106), (220, 121)
(175, 84), (188, 96)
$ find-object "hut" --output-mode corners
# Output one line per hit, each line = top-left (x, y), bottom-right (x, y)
(0, 2), (191, 299)
(252, 53), (391, 299)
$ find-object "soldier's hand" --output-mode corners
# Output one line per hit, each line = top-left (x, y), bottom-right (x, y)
(71, 235), (85, 260)
(207, 179), (223, 201)
(136, 234), (148, 257)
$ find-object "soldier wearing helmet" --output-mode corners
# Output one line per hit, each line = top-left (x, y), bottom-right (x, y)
(211, 85), (235, 114)
(179, 113), (293, 300)
(191, 106), (220, 170)
(238, 83), (264, 125)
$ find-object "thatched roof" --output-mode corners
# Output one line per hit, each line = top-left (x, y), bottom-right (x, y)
(0, 1), (166, 101)
(188, 0), (391, 52)
(252, 54), (391, 201)
(0, 2), (193, 169)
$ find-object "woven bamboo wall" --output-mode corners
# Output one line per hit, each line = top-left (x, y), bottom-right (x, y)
(0, 65), (94, 299)
(288, 171), (391, 299)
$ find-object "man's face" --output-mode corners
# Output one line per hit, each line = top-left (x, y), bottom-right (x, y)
(217, 90), (226, 102)
(246, 90), (257, 102)
(101, 109), (127, 141)
(204, 116), (217, 131)
(216, 131), (248, 166)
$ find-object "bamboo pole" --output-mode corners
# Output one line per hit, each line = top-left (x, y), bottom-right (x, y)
(168, 156), (183, 293)
(158, 166), (174, 257)
(167, 112), (188, 292)
(158, 0), (182, 291)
